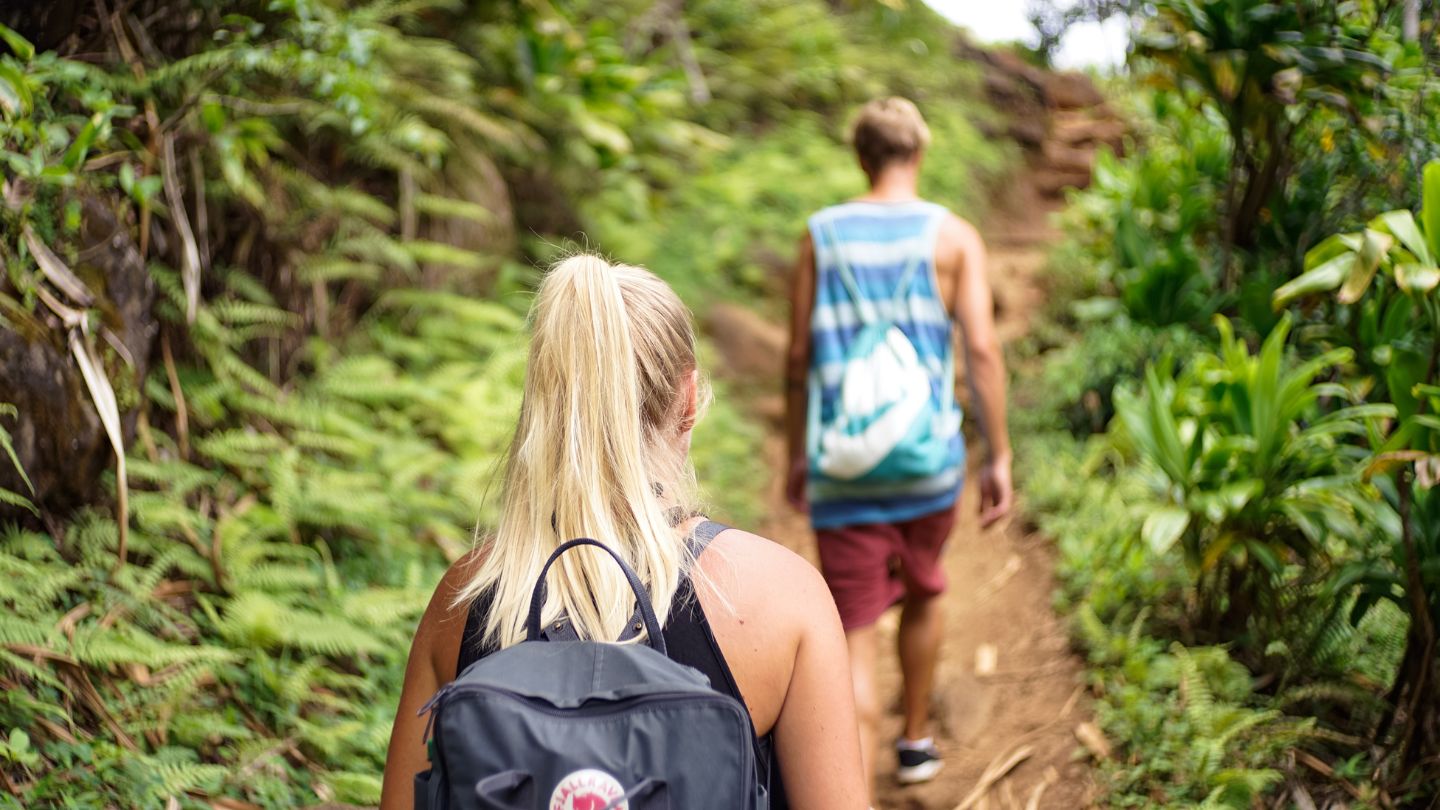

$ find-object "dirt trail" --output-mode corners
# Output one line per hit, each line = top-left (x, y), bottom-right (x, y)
(745, 177), (1093, 810)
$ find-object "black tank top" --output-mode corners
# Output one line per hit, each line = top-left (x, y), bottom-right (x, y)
(453, 520), (788, 808)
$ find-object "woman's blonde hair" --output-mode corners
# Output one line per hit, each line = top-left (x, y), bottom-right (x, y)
(456, 254), (705, 649)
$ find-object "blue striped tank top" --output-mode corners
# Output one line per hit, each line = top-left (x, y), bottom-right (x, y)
(806, 200), (965, 529)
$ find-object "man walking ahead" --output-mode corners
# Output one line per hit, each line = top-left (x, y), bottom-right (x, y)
(785, 97), (1013, 796)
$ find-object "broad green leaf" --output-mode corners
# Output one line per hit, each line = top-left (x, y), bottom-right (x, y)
(0, 24), (34, 62)
(1274, 253), (1349, 306)
(0, 486), (37, 515)
(1411, 414), (1440, 433)
(1312, 403), (1398, 425)
(1374, 209), (1431, 265)
(1245, 540), (1284, 575)
(0, 415), (32, 495)
(62, 113), (104, 171)
(1395, 263), (1440, 293)
(1338, 229), (1393, 304)
(0, 73), (17, 116)
(0, 62), (30, 116)
(1142, 505), (1190, 555)
(1364, 450), (1435, 479)
(573, 110), (631, 155)
(1145, 366), (1190, 485)
(1212, 479), (1263, 517)
(1424, 160), (1440, 261)
(1302, 233), (1351, 270)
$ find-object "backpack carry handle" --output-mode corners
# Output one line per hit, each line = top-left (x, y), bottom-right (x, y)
(525, 538), (668, 655)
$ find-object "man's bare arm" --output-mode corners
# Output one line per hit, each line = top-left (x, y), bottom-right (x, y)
(784, 232), (816, 510)
(944, 215), (1013, 525)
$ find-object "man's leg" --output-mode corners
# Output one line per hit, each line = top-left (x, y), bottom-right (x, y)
(897, 591), (944, 740)
(846, 624), (881, 803)
(892, 506), (956, 783)
(815, 521), (902, 803)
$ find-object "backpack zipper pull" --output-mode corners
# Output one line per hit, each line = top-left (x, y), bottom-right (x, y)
(417, 682), (452, 743)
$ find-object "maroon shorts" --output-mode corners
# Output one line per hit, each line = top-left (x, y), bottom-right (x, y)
(815, 506), (957, 630)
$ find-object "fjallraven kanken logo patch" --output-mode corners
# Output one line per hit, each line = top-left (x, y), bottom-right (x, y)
(549, 768), (627, 810)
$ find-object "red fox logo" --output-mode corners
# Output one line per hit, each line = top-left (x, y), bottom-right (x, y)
(549, 768), (628, 810)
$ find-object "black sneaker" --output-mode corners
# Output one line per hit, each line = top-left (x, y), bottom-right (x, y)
(895, 737), (944, 784)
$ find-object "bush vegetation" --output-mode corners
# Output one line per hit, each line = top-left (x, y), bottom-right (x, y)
(1020, 1), (1440, 805)
(0, 0), (1007, 805)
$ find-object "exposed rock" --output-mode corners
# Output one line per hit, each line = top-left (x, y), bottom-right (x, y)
(702, 302), (785, 385)
(1040, 140), (1096, 176)
(1041, 71), (1106, 110)
(1005, 118), (1048, 150)
(954, 34), (1127, 199)
(1032, 168), (1094, 198)
(1051, 111), (1127, 152)
(0, 198), (155, 518)
(973, 47), (1050, 99)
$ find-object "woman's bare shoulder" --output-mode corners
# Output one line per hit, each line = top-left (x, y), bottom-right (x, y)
(698, 527), (834, 624)
(416, 547), (487, 683)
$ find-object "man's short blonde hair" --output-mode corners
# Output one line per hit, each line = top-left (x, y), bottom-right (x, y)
(850, 97), (931, 176)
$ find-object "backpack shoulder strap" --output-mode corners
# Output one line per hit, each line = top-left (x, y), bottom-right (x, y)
(686, 519), (729, 559)
(819, 218), (877, 325)
(887, 207), (943, 313)
(681, 518), (774, 798)
(542, 521), (731, 644)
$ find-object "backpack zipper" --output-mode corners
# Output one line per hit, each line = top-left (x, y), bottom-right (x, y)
(424, 683), (743, 722)
(420, 683), (754, 791)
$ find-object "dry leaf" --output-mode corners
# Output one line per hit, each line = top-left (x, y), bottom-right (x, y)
(1074, 721), (1111, 760)
(1001, 781), (1020, 810)
(975, 643), (998, 676)
(1024, 767), (1059, 810)
(955, 744), (1033, 810)
(162, 133), (203, 324)
(69, 329), (128, 565)
(977, 554), (1023, 600)
(22, 224), (94, 306)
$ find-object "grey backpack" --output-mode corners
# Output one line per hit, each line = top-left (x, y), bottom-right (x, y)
(415, 538), (769, 810)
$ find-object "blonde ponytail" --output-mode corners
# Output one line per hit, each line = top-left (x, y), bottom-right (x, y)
(456, 254), (705, 649)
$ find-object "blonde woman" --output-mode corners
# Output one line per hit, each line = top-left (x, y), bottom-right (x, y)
(380, 255), (867, 810)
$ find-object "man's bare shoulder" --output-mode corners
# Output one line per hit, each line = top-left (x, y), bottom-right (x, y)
(939, 211), (984, 251)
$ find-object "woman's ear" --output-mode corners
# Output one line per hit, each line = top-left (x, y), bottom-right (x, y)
(679, 368), (699, 435)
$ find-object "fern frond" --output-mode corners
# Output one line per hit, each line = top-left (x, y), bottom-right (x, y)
(127, 459), (216, 497)
(413, 192), (494, 223)
(136, 753), (229, 801)
(142, 46), (247, 92)
(297, 256), (384, 283)
(0, 614), (51, 646)
(319, 769), (384, 805)
(195, 430), (288, 471)
(210, 300), (302, 331)
(69, 625), (236, 670)
(1175, 644), (1217, 727)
